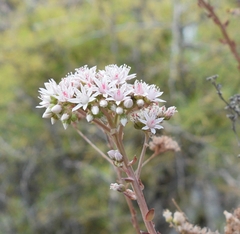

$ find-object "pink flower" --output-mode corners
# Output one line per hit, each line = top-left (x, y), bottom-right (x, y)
(133, 80), (148, 96)
(106, 83), (133, 105)
(93, 76), (115, 97)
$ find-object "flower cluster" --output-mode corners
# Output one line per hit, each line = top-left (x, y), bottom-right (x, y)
(224, 208), (240, 234)
(37, 64), (177, 133)
(163, 210), (220, 234)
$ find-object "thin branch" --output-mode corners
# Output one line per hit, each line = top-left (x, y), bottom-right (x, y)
(142, 152), (157, 168)
(72, 123), (112, 164)
(136, 133), (150, 177)
(198, 0), (240, 69)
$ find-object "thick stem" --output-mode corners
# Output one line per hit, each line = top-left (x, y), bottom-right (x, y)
(115, 169), (141, 234)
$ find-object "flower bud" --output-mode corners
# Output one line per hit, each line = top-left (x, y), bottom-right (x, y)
(91, 105), (99, 115)
(136, 99), (144, 107)
(51, 117), (57, 125)
(116, 107), (123, 115)
(107, 150), (123, 162)
(62, 122), (69, 130)
(99, 99), (108, 107)
(120, 117), (128, 126)
(61, 113), (70, 121)
(51, 104), (62, 114)
(86, 114), (93, 122)
(110, 104), (116, 111)
(42, 109), (52, 118)
(110, 183), (126, 192)
(124, 98), (133, 108)
(164, 106), (177, 120)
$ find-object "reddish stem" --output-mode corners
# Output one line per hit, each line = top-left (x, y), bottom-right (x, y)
(198, 0), (240, 69)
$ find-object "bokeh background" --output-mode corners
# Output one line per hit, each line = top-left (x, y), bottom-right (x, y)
(1, 0), (240, 233)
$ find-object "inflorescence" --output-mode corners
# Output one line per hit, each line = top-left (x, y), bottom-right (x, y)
(37, 64), (177, 134)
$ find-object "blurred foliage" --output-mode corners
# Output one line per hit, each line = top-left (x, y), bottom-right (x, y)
(1, 0), (240, 233)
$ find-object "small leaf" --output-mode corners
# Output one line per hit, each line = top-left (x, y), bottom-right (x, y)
(145, 208), (155, 221)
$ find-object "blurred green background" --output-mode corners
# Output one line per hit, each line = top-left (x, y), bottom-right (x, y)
(1, 0), (240, 233)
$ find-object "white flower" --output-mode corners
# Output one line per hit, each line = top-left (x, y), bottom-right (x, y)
(145, 84), (165, 103)
(102, 64), (136, 84)
(55, 77), (75, 102)
(173, 212), (185, 225)
(74, 65), (97, 86)
(139, 112), (164, 134)
(163, 209), (173, 223)
(37, 79), (59, 108)
(110, 183), (126, 192)
(110, 183), (120, 191)
(69, 84), (98, 111)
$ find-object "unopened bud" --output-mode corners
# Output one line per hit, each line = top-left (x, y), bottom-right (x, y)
(107, 150), (123, 162)
(51, 117), (57, 125)
(51, 104), (62, 114)
(164, 106), (177, 120)
(42, 108), (52, 118)
(136, 99), (144, 107)
(110, 183), (126, 192)
(99, 99), (108, 107)
(116, 107), (123, 115)
(91, 105), (99, 115)
(62, 122), (69, 130)
(61, 113), (70, 121)
(120, 117), (128, 126)
(124, 98), (133, 108)
(86, 114), (93, 122)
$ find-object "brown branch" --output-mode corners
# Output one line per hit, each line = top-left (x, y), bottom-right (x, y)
(198, 0), (240, 69)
